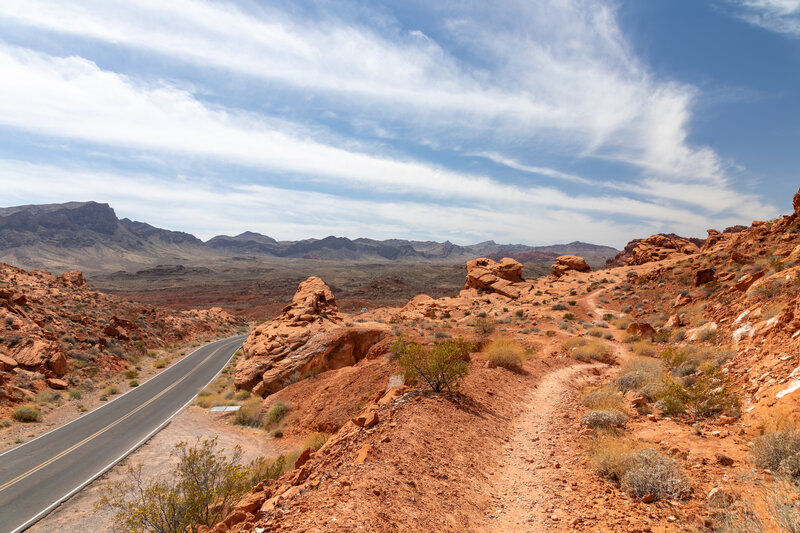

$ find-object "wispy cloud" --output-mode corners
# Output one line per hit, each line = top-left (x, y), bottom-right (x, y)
(0, 0), (781, 245)
(724, 0), (800, 35)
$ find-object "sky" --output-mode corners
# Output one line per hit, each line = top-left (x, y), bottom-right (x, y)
(0, 0), (798, 248)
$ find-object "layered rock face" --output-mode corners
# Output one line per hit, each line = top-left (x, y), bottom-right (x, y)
(606, 234), (701, 267)
(551, 255), (590, 277)
(464, 257), (528, 299)
(236, 277), (388, 397)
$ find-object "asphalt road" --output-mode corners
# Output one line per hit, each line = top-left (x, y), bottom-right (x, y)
(0, 334), (246, 533)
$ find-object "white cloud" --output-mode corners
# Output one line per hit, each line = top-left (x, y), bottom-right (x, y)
(725, 0), (800, 35)
(0, 0), (781, 243)
(0, 44), (742, 228)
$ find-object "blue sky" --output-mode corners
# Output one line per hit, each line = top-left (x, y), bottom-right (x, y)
(0, 0), (797, 248)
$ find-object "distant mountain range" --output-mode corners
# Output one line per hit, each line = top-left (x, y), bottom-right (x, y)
(0, 202), (619, 274)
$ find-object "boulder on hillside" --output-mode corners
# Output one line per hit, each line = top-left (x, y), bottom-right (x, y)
(59, 270), (87, 287)
(794, 187), (800, 217)
(703, 229), (724, 250)
(10, 338), (67, 376)
(551, 255), (591, 278)
(464, 257), (526, 299)
(235, 277), (388, 397)
(694, 268), (717, 286)
(398, 294), (442, 321)
(626, 322), (656, 339)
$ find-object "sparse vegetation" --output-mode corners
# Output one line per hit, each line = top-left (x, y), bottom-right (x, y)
(12, 405), (42, 423)
(394, 338), (472, 393)
(751, 427), (800, 482)
(483, 337), (529, 369)
(580, 409), (628, 431)
(562, 338), (612, 363)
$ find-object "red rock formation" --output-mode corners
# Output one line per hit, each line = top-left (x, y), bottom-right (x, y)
(235, 277), (388, 397)
(703, 229), (724, 250)
(464, 257), (527, 299)
(551, 255), (590, 277)
(606, 234), (701, 267)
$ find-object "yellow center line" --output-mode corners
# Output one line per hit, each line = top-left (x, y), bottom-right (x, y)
(0, 343), (229, 494)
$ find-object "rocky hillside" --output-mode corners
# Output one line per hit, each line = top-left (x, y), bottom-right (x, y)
(0, 201), (618, 273)
(200, 189), (800, 532)
(0, 262), (243, 419)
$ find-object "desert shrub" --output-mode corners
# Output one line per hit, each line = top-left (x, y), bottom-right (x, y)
(0, 418), (11, 428)
(638, 381), (667, 402)
(631, 341), (657, 357)
(303, 432), (328, 451)
(154, 359), (167, 368)
(129, 380), (139, 387)
(233, 399), (263, 428)
(655, 380), (690, 416)
(616, 371), (653, 392)
(434, 331), (451, 340)
(696, 326), (719, 343)
(472, 317), (495, 337)
(587, 327), (604, 337)
(36, 390), (61, 404)
(263, 401), (288, 428)
(551, 303), (568, 311)
(581, 409), (628, 431)
(656, 376), (739, 419)
(611, 315), (633, 330)
(248, 454), (291, 484)
(123, 369), (139, 379)
(589, 435), (639, 480)
(619, 448), (690, 500)
(515, 310), (524, 318)
(13, 405), (42, 422)
(396, 339), (472, 393)
(751, 427), (800, 474)
(484, 337), (528, 369)
(621, 357), (663, 377)
(104, 385), (120, 396)
(99, 438), (255, 533)
(69, 389), (82, 400)
(563, 338), (612, 363)
(581, 387), (625, 410)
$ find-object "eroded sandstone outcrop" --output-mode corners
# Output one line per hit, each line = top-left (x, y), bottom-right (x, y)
(606, 234), (701, 267)
(464, 257), (528, 299)
(236, 277), (388, 397)
(551, 255), (591, 277)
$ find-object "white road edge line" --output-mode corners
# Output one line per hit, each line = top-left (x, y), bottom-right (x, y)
(0, 335), (242, 460)
(8, 338), (243, 533)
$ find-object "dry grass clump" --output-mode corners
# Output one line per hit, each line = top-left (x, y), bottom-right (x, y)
(620, 448), (690, 500)
(616, 357), (663, 393)
(750, 427), (800, 480)
(630, 340), (657, 357)
(590, 436), (689, 501)
(581, 386), (625, 411)
(563, 338), (612, 363)
(483, 337), (530, 369)
(581, 409), (628, 431)
(303, 432), (328, 451)
(611, 315), (633, 330)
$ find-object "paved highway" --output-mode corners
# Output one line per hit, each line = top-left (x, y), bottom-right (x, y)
(0, 335), (246, 533)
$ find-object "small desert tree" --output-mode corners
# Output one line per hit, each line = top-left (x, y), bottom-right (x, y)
(99, 438), (253, 533)
(395, 338), (472, 393)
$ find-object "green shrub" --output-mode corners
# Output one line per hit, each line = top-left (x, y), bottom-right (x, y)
(263, 402), (288, 428)
(472, 317), (495, 337)
(123, 369), (139, 379)
(104, 385), (120, 396)
(129, 380), (139, 387)
(233, 399), (264, 427)
(303, 432), (328, 451)
(13, 405), (42, 423)
(68, 389), (83, 400)
(154, 359), (167, 369)
(396, 338), (472, 393)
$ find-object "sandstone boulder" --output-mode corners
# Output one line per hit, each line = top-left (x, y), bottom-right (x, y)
(11, 339), (67, 376)
(703, 229), (724, 250)
(794, 187), (800, 217)
(464, 257), (526, 299)
(46, 377), (68, 389)
(694, 268), (716, 286)
(626, 322), (656, 339)
(551, 255), (590, 277)
(398, 294), (442, 321)
(235, 277), (388, 396)
(59, 270), (87, 287)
